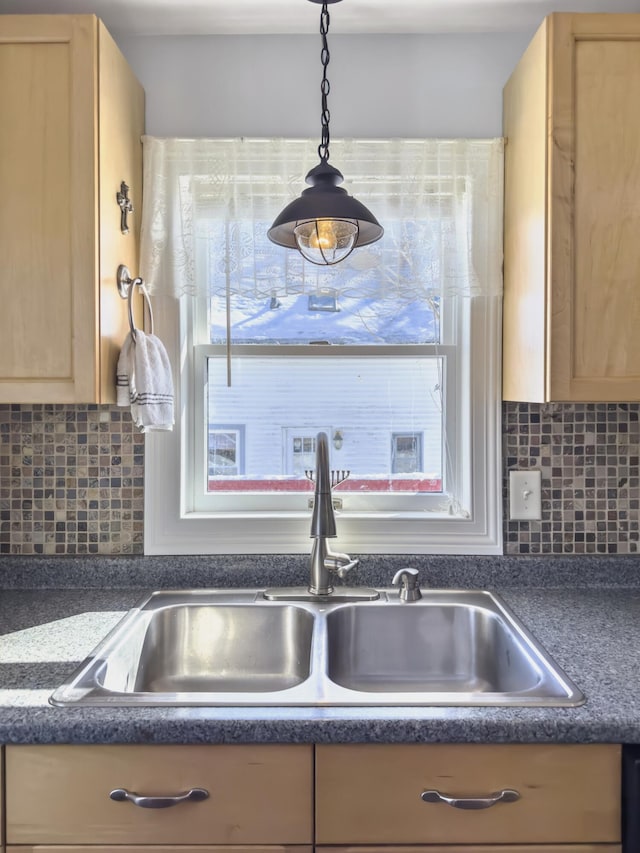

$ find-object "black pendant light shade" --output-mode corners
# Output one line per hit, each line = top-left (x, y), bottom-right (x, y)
(267, 0), (383, 266)
(268, 160), (383, 266)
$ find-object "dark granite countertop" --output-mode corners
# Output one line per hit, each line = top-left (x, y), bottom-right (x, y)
(0, 554), (639, 745)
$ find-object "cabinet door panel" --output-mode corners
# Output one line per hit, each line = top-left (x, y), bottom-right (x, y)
(0, 16), (97, 402)
(572, 39), (640, 385)
(0, 41), (72, 379)
(6, 744), (313, 845)
(547, 14), (640, 401)
(0, 14), (144, 403)
(504, 13), (640, 401)
(316, 744), (620, 845)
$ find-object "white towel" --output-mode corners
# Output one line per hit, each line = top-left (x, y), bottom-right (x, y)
(116, 330), (174, 432)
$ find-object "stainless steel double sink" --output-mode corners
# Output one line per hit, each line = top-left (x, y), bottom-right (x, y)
(50, 589), (584, 708)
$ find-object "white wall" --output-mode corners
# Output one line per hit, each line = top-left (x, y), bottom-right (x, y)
(207, 356), (443, 479)
(116, 32), (531, 138)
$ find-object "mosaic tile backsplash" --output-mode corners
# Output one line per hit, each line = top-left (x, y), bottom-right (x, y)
(503, 402), (640, 555)
(1, 401), (638, 555)
(0, 405), (144, 555)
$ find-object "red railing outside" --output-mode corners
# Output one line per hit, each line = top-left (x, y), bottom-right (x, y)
(208, 477), (442, 493)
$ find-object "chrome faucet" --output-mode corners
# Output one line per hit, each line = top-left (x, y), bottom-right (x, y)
(263, 431), (378, 601)
(308, 431), (358, 595)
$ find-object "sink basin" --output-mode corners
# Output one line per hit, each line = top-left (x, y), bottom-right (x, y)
(103, 600), (314, 694)
(51, 591), (315, 706)
(326, 595), (570, 700)
(50, 588), (584, 708)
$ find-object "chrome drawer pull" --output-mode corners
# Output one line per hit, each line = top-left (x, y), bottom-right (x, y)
(110, 787), (209, 809)
(421, 788), (520, 810)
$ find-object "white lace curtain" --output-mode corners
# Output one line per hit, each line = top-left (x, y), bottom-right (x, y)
(140, 137), (503, 301)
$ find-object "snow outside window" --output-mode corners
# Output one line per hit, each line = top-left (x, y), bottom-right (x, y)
(142, 138), (503, 555)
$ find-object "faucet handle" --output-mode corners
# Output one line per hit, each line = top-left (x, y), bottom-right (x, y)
(392, 568), (422, 601)
(325, 551), (359, 579)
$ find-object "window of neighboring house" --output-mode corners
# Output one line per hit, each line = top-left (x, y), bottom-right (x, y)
(391, 433), (423, 474)
(208, 427), (244, 478)
(308, 291), (339, 313)
(286, 431), (327, 476)
(142, 138), (503, 555)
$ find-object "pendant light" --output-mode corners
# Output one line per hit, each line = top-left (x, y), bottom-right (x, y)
(268, 0), (383, 266)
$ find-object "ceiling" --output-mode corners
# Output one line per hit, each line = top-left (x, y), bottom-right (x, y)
(0, 0), (639, 36)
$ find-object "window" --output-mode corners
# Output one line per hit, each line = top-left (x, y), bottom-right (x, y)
(391, 433), (423, 475)
(308, 291), (339, 313)
(286, 432), (325, 476)
(208, 427), (244, 478)
(199, 348), (443, 504)
(142, 138), (503, 555)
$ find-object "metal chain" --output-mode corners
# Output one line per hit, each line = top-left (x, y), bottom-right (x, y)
(318, 2), (331, 163)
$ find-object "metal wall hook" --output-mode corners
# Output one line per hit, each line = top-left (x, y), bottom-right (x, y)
(116, 181), (134, 234)
(117, 264), (135, 298)
(117, 265), (154, 341)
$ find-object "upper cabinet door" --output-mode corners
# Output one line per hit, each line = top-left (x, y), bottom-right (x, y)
(0, 15), (144, 404)
(503, 14), (640, 402)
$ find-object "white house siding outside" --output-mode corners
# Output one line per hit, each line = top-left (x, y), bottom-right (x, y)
(207, 354), (443, 492)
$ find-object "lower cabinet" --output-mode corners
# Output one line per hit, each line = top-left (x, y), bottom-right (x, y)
(9, 849), (311, 853)
(319, 848), (620, 852)
(3, 743), (623, 853)
(5, 745), (313, 846)
(8, 849), (311, 853)
(316, 744), (622, 850)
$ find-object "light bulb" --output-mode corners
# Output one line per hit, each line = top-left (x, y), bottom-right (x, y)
(294, 218), (358, 266)
(309, 219), (338, 251)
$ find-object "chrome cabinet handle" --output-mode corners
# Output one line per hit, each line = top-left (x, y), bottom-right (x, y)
(110, 787), (209, 809)
(421, 788), (520, 810)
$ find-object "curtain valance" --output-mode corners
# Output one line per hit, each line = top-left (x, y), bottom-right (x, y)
(140, 137), (503, 301)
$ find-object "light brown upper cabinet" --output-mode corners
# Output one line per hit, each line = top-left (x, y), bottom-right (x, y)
(0, 15), (144, 403)
(503, 14), (640, 402)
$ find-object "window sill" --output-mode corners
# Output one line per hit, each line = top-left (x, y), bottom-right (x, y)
(144, 495), (502, 556)
(182, 509), (466, 522)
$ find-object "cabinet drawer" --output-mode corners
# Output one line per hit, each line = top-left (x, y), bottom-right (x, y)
(9, 848), (313, 853)
(320, 847), (621, 852)
(316, 744), (621, 845)
(6, 745), (313, 845)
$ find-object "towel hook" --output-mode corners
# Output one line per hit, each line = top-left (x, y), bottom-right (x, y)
(117, 264), (154, 341)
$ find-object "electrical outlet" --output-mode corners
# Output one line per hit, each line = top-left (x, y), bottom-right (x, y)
(509, 470), (542, 520)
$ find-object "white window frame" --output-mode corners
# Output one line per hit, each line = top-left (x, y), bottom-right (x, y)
(144, 292), (502, 555)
